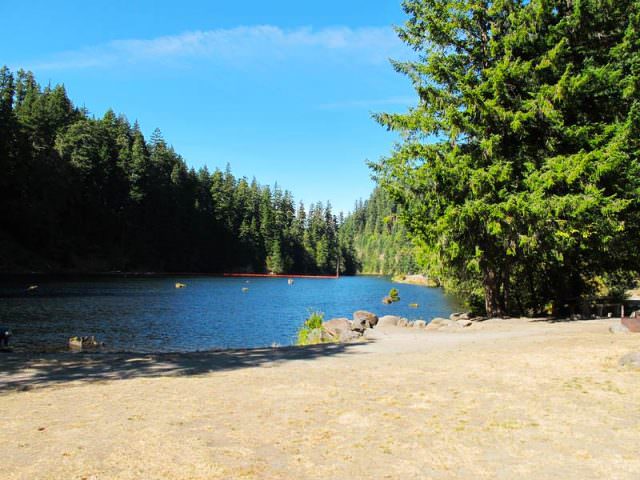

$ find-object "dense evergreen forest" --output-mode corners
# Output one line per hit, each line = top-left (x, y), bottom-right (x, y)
(340, 187), (419, 275)
(374, 0), (640, 316)
(0, 67), (361, 275)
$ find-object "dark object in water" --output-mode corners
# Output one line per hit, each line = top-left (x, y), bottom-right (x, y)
(622, 311), (640, 333)
(0, 327), (12, 347)
(68, 336), (103, 350)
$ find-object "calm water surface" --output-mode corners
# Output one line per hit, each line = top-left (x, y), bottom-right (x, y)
(0, 275), (460, 352)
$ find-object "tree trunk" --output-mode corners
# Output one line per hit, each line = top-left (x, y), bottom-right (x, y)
(482, 266), (504, 318)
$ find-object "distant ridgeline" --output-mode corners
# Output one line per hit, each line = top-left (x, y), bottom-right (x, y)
(340, 187), (419, 276)
(0, 67), (358, 275)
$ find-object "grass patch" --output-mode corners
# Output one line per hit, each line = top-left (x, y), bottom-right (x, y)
(296, 311), (325, 346)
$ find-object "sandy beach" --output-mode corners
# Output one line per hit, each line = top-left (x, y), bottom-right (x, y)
(1, 317), (639, 479)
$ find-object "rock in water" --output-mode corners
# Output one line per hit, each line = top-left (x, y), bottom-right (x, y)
(382, 296), (393, 305)
(619, 352), (640, 369)
(68, 336), (102, 350)
(352, 311), (378, 331)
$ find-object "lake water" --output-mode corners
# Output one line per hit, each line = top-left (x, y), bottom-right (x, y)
(0, 275), (461, 353)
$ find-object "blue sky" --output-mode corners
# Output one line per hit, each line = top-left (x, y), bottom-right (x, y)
(1, 0), (415, 214)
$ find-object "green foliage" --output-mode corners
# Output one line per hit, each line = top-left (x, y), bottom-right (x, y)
(0, 68), (357, 275)
(389, 288), (400, 302)
(373, 0), (640, 316)
(340, 187), (420, 275)
(296, 311), (325, 346)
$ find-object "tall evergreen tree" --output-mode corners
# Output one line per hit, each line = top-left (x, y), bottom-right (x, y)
(373, 0), (640, 316)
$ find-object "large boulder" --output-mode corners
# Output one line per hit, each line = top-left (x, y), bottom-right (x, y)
(352, 311), (378, 331)
(339, 330), (361, 342)
(449, 312), (471, 321)
(323, 318), (352, 337)
(378, 315), (402, 327)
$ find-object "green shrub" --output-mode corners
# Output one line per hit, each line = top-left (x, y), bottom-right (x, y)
(296, 311), (325, 345)
(389, 288), (400, 302)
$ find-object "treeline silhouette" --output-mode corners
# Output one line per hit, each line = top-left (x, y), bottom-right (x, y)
(0, 68), (359, 274)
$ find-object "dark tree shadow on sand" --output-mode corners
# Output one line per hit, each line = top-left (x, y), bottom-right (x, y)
(0, 342), (372, 393)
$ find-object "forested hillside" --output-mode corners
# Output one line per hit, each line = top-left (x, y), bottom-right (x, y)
(0, 67), (356, 274)
(340, 187), (419, 275)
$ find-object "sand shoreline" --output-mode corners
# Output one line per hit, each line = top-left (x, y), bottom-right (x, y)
(2, 317), (639, 479)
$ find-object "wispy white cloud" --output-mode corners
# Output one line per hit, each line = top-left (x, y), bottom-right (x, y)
(25, 25), (405, 71)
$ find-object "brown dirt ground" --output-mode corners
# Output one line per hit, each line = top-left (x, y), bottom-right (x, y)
(1, 317), (639, 479)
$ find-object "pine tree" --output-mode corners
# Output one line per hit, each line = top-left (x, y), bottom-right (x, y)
(373, 0), (640, 316)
